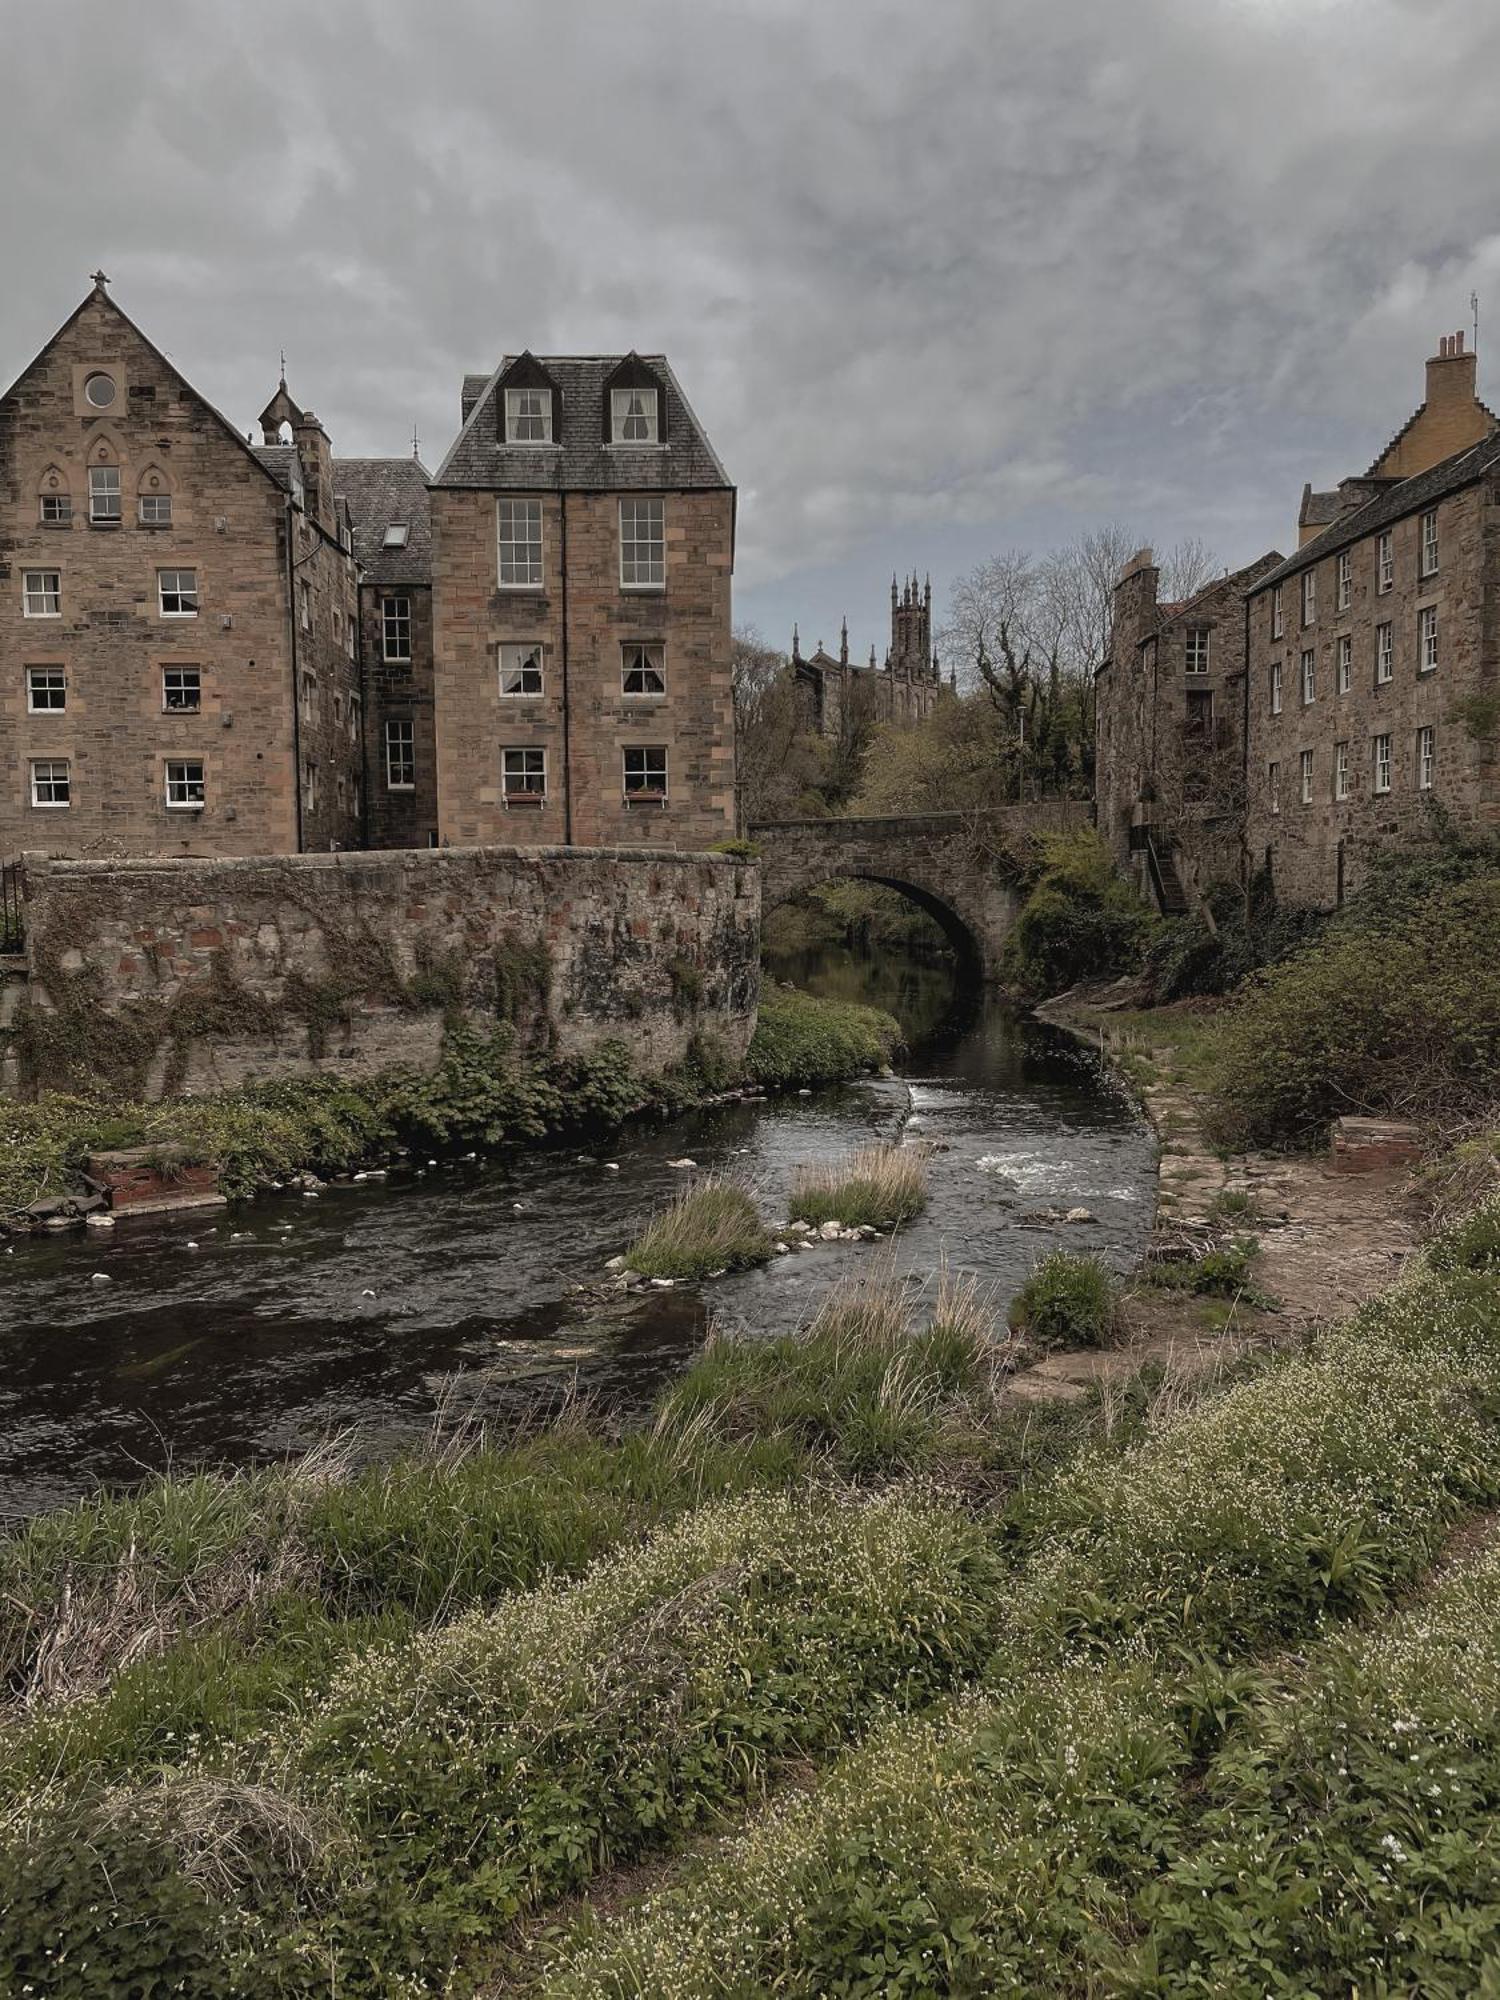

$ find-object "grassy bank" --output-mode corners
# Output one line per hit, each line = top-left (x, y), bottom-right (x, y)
(622, 1179), (774, 1280)
(0, 986), (902, 1223)
(788, 1141), (927, 1232)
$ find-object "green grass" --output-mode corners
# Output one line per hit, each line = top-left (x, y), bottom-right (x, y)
(622, 1179), (774, 1280)
(743, 985), (902, 1090)
(1008, 1249), (1117, 1348)
(1139, 1236), (1268, 1301)
(787, 1142), (927, 1231)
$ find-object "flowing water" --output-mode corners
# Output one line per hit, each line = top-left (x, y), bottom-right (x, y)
(0, 948), (1155, 1520)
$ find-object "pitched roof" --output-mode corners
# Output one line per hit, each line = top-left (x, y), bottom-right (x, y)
(1300, 487), (1343, 528)
(252, 443), (299, 491)
(332, 456), (432, 583)
(1254, 430), (1500, 593)
(434, 353), (731, 491)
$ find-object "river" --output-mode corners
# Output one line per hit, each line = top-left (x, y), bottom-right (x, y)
(0, 947), (1156, 1520)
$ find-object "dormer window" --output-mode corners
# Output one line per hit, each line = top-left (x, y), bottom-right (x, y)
(506, 387), (553, 444)
(383, 523), (409, 549)
(611, 388), (658, 444)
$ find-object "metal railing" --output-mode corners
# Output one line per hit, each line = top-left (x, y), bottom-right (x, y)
(0, 862), (23, 954)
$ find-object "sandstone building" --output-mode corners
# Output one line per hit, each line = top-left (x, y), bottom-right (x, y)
(791, 574), (944, 740)
(428, 353), (736, 849)
(2, 290), (738, 862)
(0, 278), (362, 859)
(1245, 333), (1500, 906)
(1097, 548), (1283, 910)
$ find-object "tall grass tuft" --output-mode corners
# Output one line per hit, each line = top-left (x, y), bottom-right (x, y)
(1008, 1249), (1117, 1348)
(623, 1178), (774, 1280)
(789, 1143), (927, 1232)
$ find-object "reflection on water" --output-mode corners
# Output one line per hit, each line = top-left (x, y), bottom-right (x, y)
(762, 942), (963, 1046)
(0, 947), (1155, 1519)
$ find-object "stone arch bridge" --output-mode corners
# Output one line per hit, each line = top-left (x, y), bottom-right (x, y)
(751, 802), (1090, 982)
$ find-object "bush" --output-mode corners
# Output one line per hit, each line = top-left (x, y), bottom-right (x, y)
(1008, 1251), (1116, 1347)
(1207, 873), (1500, 1147)
(1141, 1238), (1263, 1298)
(744, 985), (901, 1090)
(788, 1143), (927, 1231)
(1001, 828), (1151, 999)
(623, 1179), (773, 1280)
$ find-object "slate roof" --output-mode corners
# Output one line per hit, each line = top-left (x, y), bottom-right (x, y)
(333, 457), (433, 584)
(434, 355), (732, 492)
(1300, 487), (1343, 527)
(252, 444), (298, 491)
(1254, 430), (1500, 594)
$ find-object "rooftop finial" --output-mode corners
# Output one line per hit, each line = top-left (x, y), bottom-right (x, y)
(411, 420), (421, 461)
(90, 268), (110, 290)
(792, 621), (800, 659)
(278, 347), (287, 385)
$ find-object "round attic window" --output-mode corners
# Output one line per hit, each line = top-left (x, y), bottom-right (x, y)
(84, 372), (116, 409)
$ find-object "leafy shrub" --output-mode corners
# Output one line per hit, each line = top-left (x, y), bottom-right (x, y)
(1141, 884), (1324, 1003)
(706, 837), (761, 860)
(1141, 1238), (1263, 1298)
(1426, 1195), (1500, 1274)
(788, 1142), (927, 1231)
(1008, 1251), (1116, 1347)
(1001, 828), (1151, 998)
(623, 1179), (773, 1280)
(744, 985), (901, 1090)
(1207, 874), (1500, 1146)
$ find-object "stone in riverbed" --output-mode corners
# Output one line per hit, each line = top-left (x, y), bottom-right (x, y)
(1064, 1206), (1095, 1223)
(818, 1220), (842, 1241)
(605, 1254), (627, 1273)
(667, 1158), (697, 1169)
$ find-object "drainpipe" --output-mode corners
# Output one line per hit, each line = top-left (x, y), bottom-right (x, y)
(1241, 586), (1252, 914)
(560, 491), (574, 846)
(285, 496), (304, 853)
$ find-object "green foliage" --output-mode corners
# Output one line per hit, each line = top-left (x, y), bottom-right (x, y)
(624, 1179), (774, 1280)
(788, 1142), (927, 1231)
(1208, 873), (1500, 1146)
(1001, 828), (1151, 998)
(1141, 880), (1324, 1003)
(1141, 1238), (1265, 1299)
(1008, 1250), (1117, 1347)
(706, 836), (761, 860)
(743, 984), (902, 1089)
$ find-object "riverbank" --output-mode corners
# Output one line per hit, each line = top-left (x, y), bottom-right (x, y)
(0, 985), (902, 1234)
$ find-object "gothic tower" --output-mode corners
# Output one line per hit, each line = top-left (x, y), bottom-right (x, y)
(887, 573), (934, 681)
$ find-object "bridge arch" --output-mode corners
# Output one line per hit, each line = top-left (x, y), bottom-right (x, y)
(750, 809), (1088, 984)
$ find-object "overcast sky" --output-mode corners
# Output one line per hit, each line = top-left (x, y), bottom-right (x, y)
(4, 0), (1499, 661)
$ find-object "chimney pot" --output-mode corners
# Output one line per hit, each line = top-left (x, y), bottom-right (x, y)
(1457, 329), (1466, 354)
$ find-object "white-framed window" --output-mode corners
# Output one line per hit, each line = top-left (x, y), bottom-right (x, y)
(1268, 760), (1280, 815)
(383, 523), (409, 549)
(88, 464), (121, 523)
(348, 693), (362, 747)
(1336, 550), (1351, 612)
(164, 758), (205, 810)
(1417, 724), (1436, 792)
(300, 672), (316, 724)
(23, 570), (61, 617)
(497, 498), (544, 588)
(622, 642), (666, 695)
(384, 717), (415, 790)
(162, 666), (201, 713)
(302, 757), (319, 814)
(502, 745), (547, 803)
(29, 758), (70, 808)
(1271, 585), (1283, 640)
(1301, 569), (1316, 626)
(158, 568), (198, 617)
(1299, 748), (1314, 804)
(1372, 732), (1392, 795)
(619, 497), (665, 589)
(1337, 633), (1352, 694)
(1300, 649), (1316, 705)
(1377, 530), (1394, 593)
(138, 492), (173, 526)
(1375, 621), (1393, 685)
(1334, 739), (1350, 801)
(1184, 626), (1210, 675)
(611, 387), (659, 443)
(26, 667), (66, 713)
(382, 595), (411, 662)
(1270, 659), (1282, 715)
(1418, 603), (1438, 674)
(623, 743), (668, 801)
(499, 641), (545, 696)
(39, 493), (71, 524)
(1420, 509), (1439, 578)
(505, 387), (553, 443)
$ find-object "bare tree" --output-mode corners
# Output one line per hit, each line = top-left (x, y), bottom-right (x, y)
(731, 624), (823, 828)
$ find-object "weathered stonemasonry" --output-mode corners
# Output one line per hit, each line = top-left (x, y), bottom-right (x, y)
(791, 576), (946, 740)
(1245, 338), (1500, 907)
(1097, 548), (1283, 911)
(431, 354), (736, 851)
(8, 844), (759, 1100)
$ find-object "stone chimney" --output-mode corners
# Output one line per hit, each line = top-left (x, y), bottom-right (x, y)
(294, 409), (334, 533)
(1368, 331), (1493, 480)
(1427, 328), (1478, 412)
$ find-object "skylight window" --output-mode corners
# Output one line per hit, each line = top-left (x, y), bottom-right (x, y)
(383, 523), (410, 549)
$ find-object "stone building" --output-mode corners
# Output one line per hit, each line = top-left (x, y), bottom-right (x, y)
(428, 352), (736, 849)
(1246, 332), (1500, 906)
(1097, 547), (1283, 910)
(334, 454), (437, 850)
(0, 278), (362, 860)
(791, 574), (943, 739)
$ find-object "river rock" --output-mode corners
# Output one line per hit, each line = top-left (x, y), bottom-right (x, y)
(786, 1220), (812, 1236)
(619, 1269), (642, 1286)
(650, 1277), (676, 1288)
(667, 1158), (697, 1169)
(605, 1254), (627, 1273)
(86, 1213), (116, 1230)
(818, 1220), (842, 1241)
(1064, 1206), (1095, 1223)
(774, 1242), (789, 1254)
(89, 1271), (112, 1285)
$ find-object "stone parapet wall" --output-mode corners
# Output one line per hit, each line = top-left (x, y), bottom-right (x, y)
(9, 843), (759, 1100)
